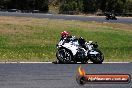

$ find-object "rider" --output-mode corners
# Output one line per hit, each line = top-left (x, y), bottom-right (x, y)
(60, 31), (70, 40)
(60, 31), (86, 49)
(60, 31), (78, 43)
(53, 31), (70, 64)
(53, 31), (87, 64)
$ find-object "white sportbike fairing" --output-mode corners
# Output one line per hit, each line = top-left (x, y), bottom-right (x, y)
(56, 38), (104, 64)
(61, 42), (78, 56)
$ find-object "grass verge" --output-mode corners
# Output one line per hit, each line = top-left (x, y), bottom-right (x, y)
(0, 16), (131, 62)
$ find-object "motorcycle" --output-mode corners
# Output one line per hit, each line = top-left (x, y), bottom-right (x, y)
(105, 13), (117, 20)
(56, 37), (104, 64)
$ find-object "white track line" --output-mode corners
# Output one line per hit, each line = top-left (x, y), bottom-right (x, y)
(0, 62), (130, 64)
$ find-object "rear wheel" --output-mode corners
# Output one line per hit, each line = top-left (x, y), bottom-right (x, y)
(56, 48), (72, 63)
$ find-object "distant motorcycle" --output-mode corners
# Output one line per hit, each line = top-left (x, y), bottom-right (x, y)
(56, 37), (104, 64)
(105, 13), (117, 20)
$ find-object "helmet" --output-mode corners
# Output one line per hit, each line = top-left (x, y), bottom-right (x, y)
(61, 31), (69, 38)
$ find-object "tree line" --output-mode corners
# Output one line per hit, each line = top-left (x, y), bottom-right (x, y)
(0, 0), (132, 14)
(0, 0), (49, 12)
(60, 0), (132, 14)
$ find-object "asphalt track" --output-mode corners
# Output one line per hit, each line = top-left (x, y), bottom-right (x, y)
(0, 12), (132, 24)
(0, 12), (131, 88)
(0, 63), (131, 88)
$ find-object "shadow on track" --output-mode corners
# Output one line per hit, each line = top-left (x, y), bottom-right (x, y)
(52, 61), (102, 64)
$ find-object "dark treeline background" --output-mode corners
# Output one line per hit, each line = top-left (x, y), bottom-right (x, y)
(0, 0), (49, 12)
(0, 0), (132, 14)
(83, 0), (132, 13)
(59, 0), (132, 14)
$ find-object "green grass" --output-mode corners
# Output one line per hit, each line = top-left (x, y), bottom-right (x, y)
(0, 16), (131, 62)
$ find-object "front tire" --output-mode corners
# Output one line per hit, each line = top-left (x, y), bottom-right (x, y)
(56, 48), (72, 63)
(114, 17), (117, 20)
(93, 54), (104, 64)
(106, 17), (109, 20)
(90, 49), (104, 64)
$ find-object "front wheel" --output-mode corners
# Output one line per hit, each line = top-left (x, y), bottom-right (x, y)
(89, 49), (104, 64)
(56, 48), (72, 63)
(106, 17), (109, 20)
(114, 17), (117, 20)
